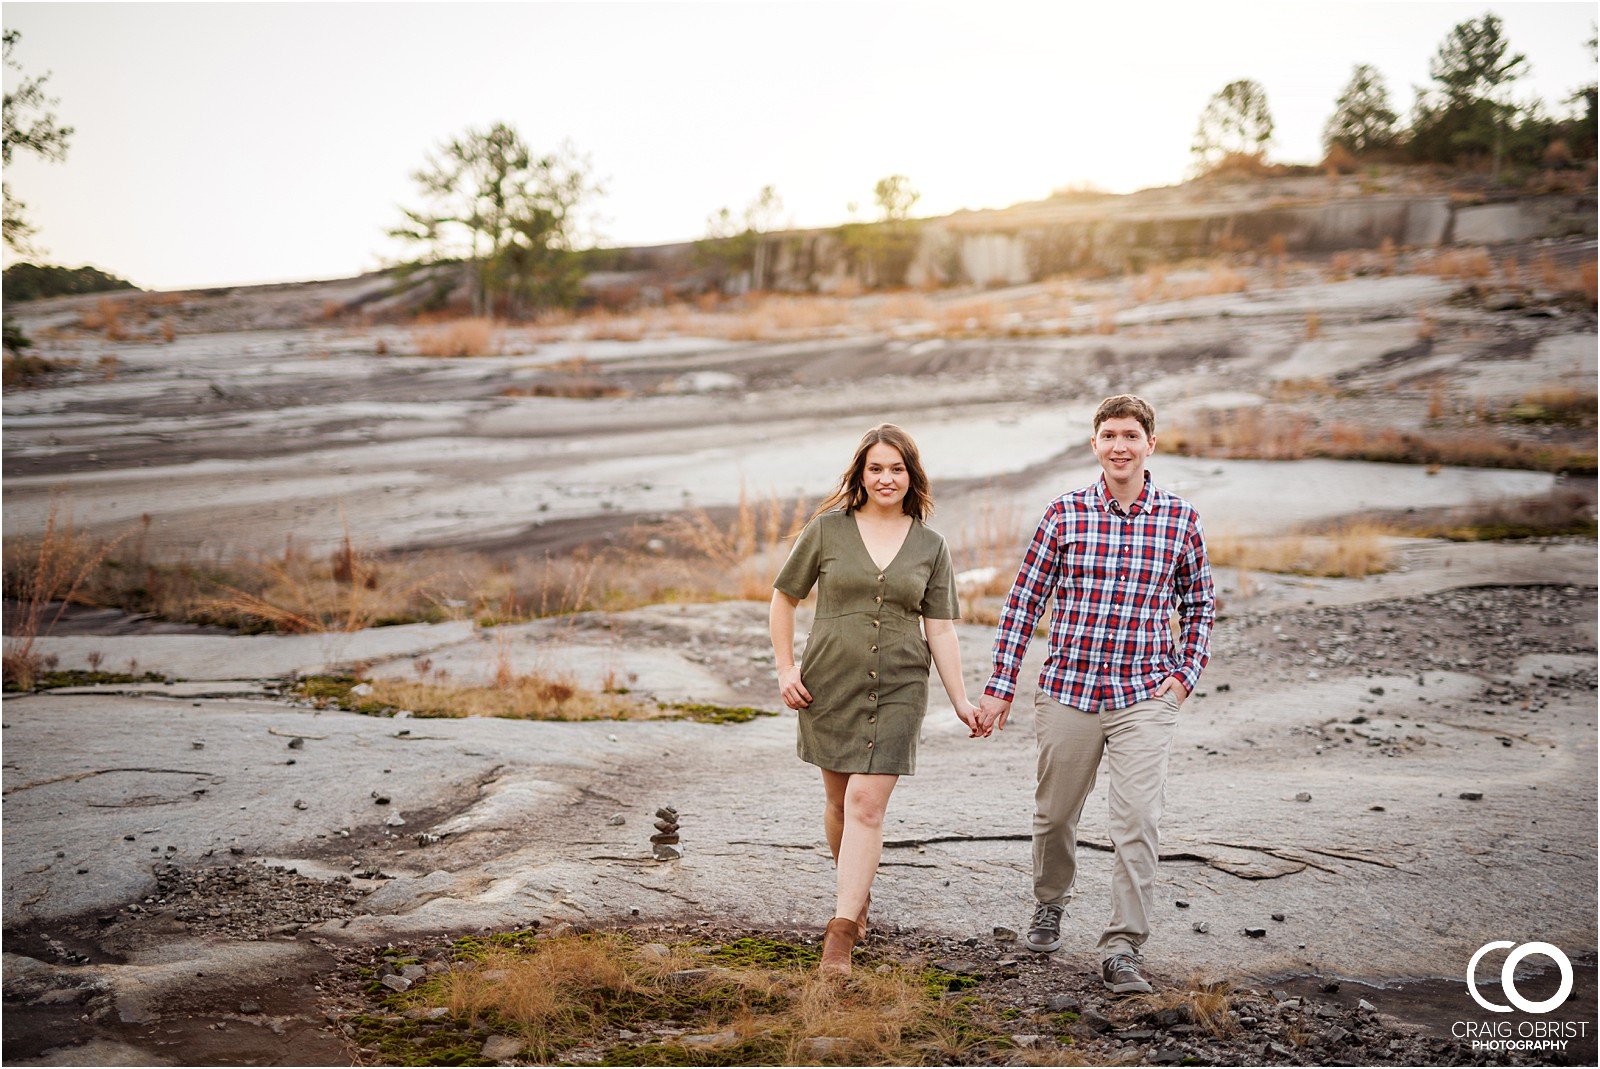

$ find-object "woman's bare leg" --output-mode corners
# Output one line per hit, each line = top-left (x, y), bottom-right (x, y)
(834, 773), (898, 923)
(820, 769), (848, 863)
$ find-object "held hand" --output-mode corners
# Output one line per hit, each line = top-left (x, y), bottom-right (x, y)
(979, 694), (1012, 733)
(1155, 675), (1189, 706)
(778, 665), (812, 710)
(953, 698), (984, 738)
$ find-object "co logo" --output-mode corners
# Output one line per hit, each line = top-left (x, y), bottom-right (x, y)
(1467, 941), (1573, 1014)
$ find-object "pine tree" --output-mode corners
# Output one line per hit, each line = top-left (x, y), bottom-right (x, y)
(1322, 64), (1399, 156)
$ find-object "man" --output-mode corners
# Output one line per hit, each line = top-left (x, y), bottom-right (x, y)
(978, 394), (1214, 994)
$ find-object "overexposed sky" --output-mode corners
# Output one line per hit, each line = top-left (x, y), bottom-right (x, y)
(2, 1), (1594, 290)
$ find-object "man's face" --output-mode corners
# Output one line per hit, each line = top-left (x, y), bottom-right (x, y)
(1091, 416), (1156, 484)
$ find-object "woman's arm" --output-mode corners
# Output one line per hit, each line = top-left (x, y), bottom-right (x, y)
(769, 590), (812, 709)
(925, 617), (983, 736)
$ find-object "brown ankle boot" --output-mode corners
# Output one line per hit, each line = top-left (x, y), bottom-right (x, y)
(819, 917), (861, 977)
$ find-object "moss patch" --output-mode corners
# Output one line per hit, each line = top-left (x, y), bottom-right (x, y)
(3, 669), (169, 693)
(663, 703), (778, 725)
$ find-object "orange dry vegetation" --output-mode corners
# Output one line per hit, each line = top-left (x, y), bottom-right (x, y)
(412, 317), (501, 357)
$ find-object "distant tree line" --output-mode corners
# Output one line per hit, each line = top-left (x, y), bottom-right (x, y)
(1195, 12), (1596, 180)
(3, 262), (137, 301)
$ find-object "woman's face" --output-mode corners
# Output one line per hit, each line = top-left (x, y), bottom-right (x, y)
(860, 441), (909, 510)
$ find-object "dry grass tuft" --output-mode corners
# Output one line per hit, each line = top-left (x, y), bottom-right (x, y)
(1208, 526), (1393, 579)
(1422, 247), (1494, 282)
(362, 671), (650, 721)
(1163, 407), (1595, 475)
(1129, 978), (1234, 1037)
(414, 932), (1012, 1066)
(2, 503), (134, 689)
(1497, 387), (1597, 428)
(79, 296), (130, 340)
(657, 490), (810, 600)
(1396, 488), (1595, 541)
(412, 317), (501, 357)
(934, 298), (1002, 335)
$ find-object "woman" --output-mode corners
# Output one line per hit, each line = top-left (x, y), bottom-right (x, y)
(770, 424), (984, 978)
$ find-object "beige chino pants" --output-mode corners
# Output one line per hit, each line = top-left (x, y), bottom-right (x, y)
(1033, 689), (1179, 960)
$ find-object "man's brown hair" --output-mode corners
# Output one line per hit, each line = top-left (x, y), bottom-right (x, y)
(1093, 394), (1156, 437)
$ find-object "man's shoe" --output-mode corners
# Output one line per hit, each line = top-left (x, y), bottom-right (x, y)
(1102, 953), (1152, 993)
(1024, 903), (1064, 953)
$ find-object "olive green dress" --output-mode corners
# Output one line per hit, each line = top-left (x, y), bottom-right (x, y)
(774, 510), (960, 775)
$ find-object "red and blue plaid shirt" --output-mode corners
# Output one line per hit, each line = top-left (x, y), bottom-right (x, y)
(984, 471), (1214, 712)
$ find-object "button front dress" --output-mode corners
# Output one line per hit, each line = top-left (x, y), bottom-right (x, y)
(774, 510), (960, 775)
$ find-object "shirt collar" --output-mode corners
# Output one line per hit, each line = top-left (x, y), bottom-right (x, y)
(1093, 471), (1159, 516)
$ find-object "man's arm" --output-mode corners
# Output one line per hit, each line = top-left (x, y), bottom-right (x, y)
(981, 504), (1061, 727)
(1168, 514), (1215, 696)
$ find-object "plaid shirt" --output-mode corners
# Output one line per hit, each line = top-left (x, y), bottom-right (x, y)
(984, 471), (1214, 712)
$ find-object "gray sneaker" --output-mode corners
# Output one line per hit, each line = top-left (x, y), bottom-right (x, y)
(1102, 953), (1152, 993)
(1025, 903), (1064, 953)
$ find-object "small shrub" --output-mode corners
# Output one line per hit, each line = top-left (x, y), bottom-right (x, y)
(413, 317), (500, 357)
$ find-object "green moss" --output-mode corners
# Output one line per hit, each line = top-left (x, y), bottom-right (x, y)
(707, 938), (817, 968)
(451, 928), (542, 961)
(921, 968), (980, 995)
(998, 1006), (1021, 1020)
(606, 1038), (780, 1066)
(347, 1011), (495, 1066)
(4, 669), (168, 692)
(292, 674), (403, 717)
(662, 703), (778, 724)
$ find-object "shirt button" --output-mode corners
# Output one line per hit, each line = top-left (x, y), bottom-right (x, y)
(866, 741), (874, 749)
(868, 692), (877, 701)
(877, 574), (885, 582)
(872, 620), (880, 628)
(870, 645), (877, 652)
(868, 670), (877, 679)
(869, 715), (877, 724)
(874, 595), (882, 603)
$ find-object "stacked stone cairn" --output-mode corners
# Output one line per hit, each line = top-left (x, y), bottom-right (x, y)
(651, 805), (681, 860)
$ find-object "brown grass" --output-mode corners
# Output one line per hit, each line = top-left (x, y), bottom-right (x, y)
(1128, 978), (1234, 1037)
(656, 489), (810, 600)
(1497, 387), (1597, 428)
(1208, 525), (1393, 578)
(934, 298), (1002, 335)
(79, 296), (130, 340)
(416, 933), (1011, 1066)
(1422, 247), (1495, 282)
(1393, 488), (1595, 541)
(2, 503), (134, 689)
(1163, 408), (1595, 475)
(362, 671), (651, 721)
(412, 317), (501, 357)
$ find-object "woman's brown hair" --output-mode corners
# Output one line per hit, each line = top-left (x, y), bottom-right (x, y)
(812, 424), (933, 521)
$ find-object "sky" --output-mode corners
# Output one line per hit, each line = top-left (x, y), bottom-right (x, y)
(2, 1), (1594, 291)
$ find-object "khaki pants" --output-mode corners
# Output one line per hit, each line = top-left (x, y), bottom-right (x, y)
(1033, 689), (1179, 960)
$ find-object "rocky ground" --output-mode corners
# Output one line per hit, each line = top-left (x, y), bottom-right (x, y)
(3, 238), (1596, 1066)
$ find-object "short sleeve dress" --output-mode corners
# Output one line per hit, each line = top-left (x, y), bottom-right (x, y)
(774, 510), (960, 775)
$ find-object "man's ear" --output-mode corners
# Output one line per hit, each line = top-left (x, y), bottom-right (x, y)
(1147, 433), (1157, 455)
